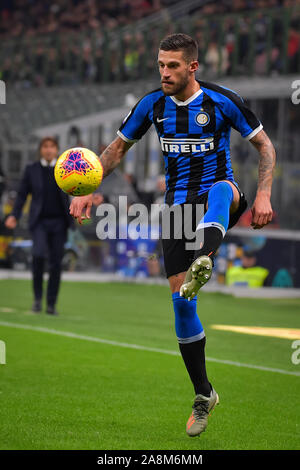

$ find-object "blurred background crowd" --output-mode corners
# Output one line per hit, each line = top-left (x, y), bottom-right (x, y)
(1, 0), (300, 87)
(0, 0), (172, 38)
(0, 0), (295, 39)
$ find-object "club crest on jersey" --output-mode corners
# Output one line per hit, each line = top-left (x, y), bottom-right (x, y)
(195, 112), (210, 126)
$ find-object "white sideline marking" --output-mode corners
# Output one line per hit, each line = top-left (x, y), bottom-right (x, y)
(0, 320), (299, 377)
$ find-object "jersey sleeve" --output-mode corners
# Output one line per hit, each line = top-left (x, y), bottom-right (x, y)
(220, 92), (263, 140)
(117, 94), (153, 143)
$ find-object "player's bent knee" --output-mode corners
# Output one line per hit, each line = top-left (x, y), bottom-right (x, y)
(217, 180), (240, 205)
(207, 180), (240, 213)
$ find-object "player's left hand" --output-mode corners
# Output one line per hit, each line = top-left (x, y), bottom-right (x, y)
(251, 192), (273, 229)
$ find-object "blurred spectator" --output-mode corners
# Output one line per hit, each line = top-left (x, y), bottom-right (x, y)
(147, 253), (161, 277)
(225, 250), (270, 287)
(288, 23), (300, 73)
(205, 41), (229, 77)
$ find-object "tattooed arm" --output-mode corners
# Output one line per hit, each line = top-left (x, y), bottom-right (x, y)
(70, 137), (133, 223)
(100, 137), (133, 178)
(249, 129), (276, 229)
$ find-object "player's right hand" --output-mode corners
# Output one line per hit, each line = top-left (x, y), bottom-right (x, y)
(69, 194), (93, 225)
(5, 215), (17, 230)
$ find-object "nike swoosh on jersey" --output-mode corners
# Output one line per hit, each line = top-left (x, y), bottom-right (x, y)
(157, 117), (170, 122)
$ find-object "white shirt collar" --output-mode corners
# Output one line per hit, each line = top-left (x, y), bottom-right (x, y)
(40, 158), (57, 167)
(170, 88), (203, 106)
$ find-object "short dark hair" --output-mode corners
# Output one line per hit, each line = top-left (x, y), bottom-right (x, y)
(38, 136), (58, 152)
(159, 33), (198, 63)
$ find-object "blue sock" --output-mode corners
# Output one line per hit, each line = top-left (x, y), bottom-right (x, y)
(200, 181), (234, 233)
(172, 292), (210, 395)
(195, 181), (234, 258)
(172, 292), (205, 343)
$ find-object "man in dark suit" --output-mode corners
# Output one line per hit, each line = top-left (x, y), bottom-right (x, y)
(5, 137), (73, 315)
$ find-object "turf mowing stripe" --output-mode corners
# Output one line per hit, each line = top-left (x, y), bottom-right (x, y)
(211, 324), (300, 340)
(0, 320), (300, 377)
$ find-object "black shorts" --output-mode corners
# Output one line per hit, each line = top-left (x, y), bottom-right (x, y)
(162, 186), (248, 278)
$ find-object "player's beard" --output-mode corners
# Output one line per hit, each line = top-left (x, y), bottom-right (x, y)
(161, 71), (190, 96)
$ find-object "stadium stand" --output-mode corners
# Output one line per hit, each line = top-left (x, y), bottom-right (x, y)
(1, 0), (300, 87)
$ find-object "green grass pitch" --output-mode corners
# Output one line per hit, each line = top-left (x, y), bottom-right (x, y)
(0, 279), (299, 450)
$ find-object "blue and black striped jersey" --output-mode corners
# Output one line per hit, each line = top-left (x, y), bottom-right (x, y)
(117, 80), (263, 206)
